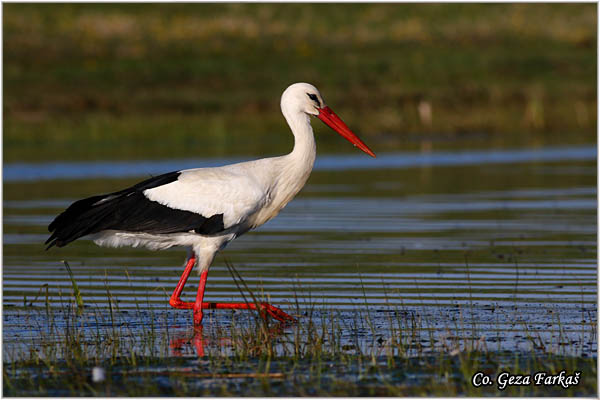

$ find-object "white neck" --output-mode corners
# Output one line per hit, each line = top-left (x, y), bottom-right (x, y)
(272, 106), (317, 201)
(245, 107), (317, 229)
(282, 105), (316, 171)
(284, 110), (316, 161)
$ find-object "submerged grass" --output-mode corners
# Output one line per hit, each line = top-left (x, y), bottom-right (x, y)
(3, 263), (597, 396)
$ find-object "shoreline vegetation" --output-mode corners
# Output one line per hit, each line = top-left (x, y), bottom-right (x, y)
(4, 3), (596, 163)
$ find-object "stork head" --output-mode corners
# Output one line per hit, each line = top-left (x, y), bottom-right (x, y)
(281, 82), (376, 158)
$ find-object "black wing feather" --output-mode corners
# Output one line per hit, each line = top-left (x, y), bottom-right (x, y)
(46, 171), (225, 249)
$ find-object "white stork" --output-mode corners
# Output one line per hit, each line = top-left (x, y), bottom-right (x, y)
(46, 82), (375, 325)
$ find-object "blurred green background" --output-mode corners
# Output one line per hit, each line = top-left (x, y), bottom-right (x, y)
(3, 3), (596, 163)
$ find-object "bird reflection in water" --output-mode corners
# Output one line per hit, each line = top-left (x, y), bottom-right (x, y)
(169, 322), (290, 357)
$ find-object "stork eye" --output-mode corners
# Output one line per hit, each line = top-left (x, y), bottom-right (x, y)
(307, 93), (320, 105)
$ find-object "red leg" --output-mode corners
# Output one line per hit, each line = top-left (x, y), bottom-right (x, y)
(169, 254), (197, 309)
(169, 254), (296, 325)
(194, 268), (296, 323)
(200, 302), (296, 323)
(192, 269), (209, 325)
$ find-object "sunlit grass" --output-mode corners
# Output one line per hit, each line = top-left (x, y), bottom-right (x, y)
(3, 3), (596, 163)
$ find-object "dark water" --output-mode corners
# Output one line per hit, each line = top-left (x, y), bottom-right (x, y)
(3, 145), (597, 360)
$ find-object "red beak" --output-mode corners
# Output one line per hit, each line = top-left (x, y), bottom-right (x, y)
(317, 106), (376, 158)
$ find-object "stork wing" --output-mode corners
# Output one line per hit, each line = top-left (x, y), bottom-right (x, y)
(46, 166), (269, 249)
(143, 166), (269, 230)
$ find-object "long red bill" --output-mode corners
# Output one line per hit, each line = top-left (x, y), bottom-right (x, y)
(317, 106), (376, 158)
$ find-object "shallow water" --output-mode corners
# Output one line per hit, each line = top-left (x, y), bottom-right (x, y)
(3, 145), (597, 360)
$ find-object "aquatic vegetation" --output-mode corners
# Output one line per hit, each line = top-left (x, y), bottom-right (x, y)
(3, 260), (597, 396)
(3, 288), (597, 396)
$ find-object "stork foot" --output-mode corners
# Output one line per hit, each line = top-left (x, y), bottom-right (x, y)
(204, 302), (296, 323)
(189, 302), (295, 325)
(169, 298), (194, 309)
(175, 301), (294, 325)
(169, 297), (205, 324)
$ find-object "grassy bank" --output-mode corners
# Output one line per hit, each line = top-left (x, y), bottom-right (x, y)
(3, 3), (596, 163)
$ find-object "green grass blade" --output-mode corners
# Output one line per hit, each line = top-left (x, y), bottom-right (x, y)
(63, 260), (84, 313)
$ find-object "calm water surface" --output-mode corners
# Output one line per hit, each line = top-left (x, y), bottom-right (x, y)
(3, 145), (597, 358)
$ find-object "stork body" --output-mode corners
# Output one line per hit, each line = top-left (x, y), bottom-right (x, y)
(46, 83), (375, 325)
